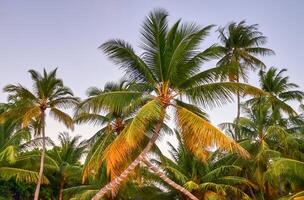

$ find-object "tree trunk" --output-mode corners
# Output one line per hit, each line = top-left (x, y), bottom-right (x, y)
(235, 73), (241, 141)
(58, 177), (65, 200)
(34, 111), (46, 200)
(91, 121), (163, 200)
(142, 158), (199, 200)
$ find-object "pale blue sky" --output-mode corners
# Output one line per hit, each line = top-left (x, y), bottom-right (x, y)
(0, 1), (303, 148)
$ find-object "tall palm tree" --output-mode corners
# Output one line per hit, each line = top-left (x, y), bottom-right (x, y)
(217, 21), (274, 121)
(76, 79), (197, 199)
(0, 69), (79, 200)
(47, 132), (86, 200)
(87, 9), (264, 199)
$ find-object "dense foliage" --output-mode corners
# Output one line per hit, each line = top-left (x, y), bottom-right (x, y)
(0, 9), (303, 200)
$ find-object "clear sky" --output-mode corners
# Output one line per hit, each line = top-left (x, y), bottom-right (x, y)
(0, 0), (303, 149)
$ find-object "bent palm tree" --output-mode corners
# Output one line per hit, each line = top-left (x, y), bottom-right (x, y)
(217, 21), (274, 121)
(89, 9), (264, 199)
(77, 80), (197, 199)
(1, 69), (79, 200)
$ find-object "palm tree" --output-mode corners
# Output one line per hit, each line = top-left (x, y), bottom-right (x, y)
(217, 21), (274, 121)
(0, 109), (49, 185)
(77, 79), (198, 199)
(0, 69), (79, 200)
(47, 132), (86, 200)
(64, 163), (177, 200)
(256, 67), (304, 119)
(87, 9), (264, 199)
(151, 131), (254, 200)
(265, 158), (304, 199)
(220, 100), (304, 199)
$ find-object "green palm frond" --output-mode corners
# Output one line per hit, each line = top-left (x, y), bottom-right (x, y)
(0, 167), (49, 184)
(265, 158), (304, 182)
(78, 90), (143, 114)
(100, 39), (156, 83)
(185, 82), (264, 109)
(73, 112), (108, 126)
(49, 107), (74, 130)
(202, 165), (242, 182)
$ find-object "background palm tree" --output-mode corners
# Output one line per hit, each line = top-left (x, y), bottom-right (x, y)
(0, 68), (79, 200)
(257, 67), (304, 118)
(89, 9), (265, 199)
(0, 106), (49, 185)
(220, 97), (304, 199)
(217, 21), (274, 121)
(152, 131), (254, 200)
(47, 132), (86, 200)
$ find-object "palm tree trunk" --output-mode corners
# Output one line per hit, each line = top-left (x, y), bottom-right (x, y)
(34, 111), (46, 200)
(58, 177), (65, 200)
(142, 158), (199, 200)
(91, 121), (163, 200)
(235, 73), (241, 140)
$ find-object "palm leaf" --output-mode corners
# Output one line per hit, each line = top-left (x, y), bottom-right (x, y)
(0, 167), (49, 184)
(175, 104), (250, 159)
(103, 99), (164, 177)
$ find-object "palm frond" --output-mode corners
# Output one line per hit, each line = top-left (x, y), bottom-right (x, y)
(185, 82), (264, 109)
(0, 167), (49, 184)
(49, 107), (74, 130)
(103, 99), (164, 177)
(175, 104), (250, 159)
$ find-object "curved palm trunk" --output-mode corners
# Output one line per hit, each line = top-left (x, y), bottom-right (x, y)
(142, 158), (199, 200)
(91, 121), (163, 200)
(34, 111), (46, 200)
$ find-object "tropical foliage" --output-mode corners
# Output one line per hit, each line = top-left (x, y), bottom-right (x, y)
(0, 8), (303, 200)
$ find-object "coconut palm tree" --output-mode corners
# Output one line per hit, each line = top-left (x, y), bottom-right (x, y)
(76, 79), (198, 199)
(0, 68), (79, 200)
(220, 100), (304, 199)
(255, 67), (304, 119)
(47, 132), (86, 200)
(86, 9), (265, 199)
(151, 131), (254, 200)
(265, 158), (304, 199)
(0, 110), (49, 185)
(217, 21), (274, 121)
(64, 162), (177, 200)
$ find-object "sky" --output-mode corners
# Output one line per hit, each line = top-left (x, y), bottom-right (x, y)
(0, 0), (303, 151)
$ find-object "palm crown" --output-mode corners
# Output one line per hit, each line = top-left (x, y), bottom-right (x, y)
(217, 21), (274, 82)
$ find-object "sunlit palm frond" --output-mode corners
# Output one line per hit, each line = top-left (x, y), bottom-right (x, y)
(103, 99), (164, 177)
(175, 104), (249, 159)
